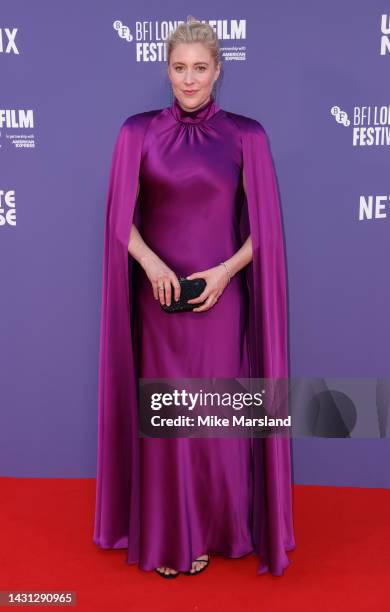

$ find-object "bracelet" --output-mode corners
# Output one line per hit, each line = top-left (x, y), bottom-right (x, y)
(219, 261), (232, 283)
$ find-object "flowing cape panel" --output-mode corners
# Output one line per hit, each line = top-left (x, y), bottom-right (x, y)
(93, 109), (296, 575)
(227, 112), (296, 574)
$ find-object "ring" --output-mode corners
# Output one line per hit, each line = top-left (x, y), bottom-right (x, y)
(158, 285), (164, 290)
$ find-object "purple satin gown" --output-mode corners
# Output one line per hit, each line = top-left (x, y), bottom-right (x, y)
(133, 96), (254, 571)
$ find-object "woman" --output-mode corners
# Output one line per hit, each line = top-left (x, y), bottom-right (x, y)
(93, 16), (296, 579)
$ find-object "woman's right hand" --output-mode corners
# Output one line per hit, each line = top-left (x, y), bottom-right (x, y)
(141, 254), (181, 307)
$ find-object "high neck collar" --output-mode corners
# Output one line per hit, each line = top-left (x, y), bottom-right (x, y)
(170, 95), (220, 124)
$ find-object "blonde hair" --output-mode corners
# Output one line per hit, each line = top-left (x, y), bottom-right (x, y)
(166, 15), (221, 68)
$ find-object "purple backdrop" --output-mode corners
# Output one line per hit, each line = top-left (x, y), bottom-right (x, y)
(1, 1), (389, 487)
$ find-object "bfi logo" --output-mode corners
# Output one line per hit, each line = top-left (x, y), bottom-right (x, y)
(359, 195), (389, 220)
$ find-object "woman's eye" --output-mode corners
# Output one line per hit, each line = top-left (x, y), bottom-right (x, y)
(174, 66), (207, 72)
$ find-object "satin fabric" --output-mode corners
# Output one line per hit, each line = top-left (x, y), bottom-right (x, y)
(93, 94), (296, 577)
(134, 96), (254, 570)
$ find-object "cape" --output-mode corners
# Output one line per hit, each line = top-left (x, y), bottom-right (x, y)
(93, 106), (296, 576)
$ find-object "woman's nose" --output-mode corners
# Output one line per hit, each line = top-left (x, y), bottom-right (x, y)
(183, 71), (196, 85)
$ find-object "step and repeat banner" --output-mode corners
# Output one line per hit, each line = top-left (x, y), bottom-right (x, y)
(1, 1), (389, 486)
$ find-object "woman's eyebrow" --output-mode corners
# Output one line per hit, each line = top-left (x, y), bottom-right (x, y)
(172, 61), (209, 66)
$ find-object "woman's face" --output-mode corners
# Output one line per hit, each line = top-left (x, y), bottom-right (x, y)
(167, 42), (220, 111)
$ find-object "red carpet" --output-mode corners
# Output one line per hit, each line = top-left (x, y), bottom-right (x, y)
(0, 477), (388, 611)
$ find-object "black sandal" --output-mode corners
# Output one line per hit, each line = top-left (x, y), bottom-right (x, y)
(154, 567), (180, 579)
(183, 554), (210, 576)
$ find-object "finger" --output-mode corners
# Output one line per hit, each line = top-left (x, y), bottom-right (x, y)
(185, 272), (200, 280)
(186, 271), (208, 281)
(157, 280), (165, 305)
(151, 280), (158, 300)
(170, 274), (181, 302)
(187, 287), (210, 304)
(192, 294), (216, 313)
(164, 278), (172, 306)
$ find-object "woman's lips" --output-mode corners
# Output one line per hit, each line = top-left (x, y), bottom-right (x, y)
(183, 90), (197, 95)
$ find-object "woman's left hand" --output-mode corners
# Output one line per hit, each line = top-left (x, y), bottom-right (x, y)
(186, 264), (230, 312)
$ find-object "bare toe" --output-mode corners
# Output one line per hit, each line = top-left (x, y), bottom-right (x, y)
(190, 554), (209, 573)
(161, 565), (178, 576)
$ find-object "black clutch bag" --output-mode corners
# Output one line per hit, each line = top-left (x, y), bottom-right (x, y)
(160, 276), (207, 313)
